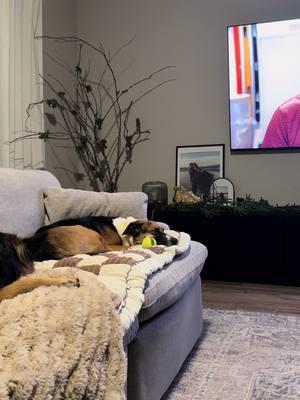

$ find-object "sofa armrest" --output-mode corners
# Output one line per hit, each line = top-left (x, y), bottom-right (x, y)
(0, 168), (60, 237)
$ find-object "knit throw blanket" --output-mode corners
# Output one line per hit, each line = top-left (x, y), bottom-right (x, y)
(36, 228), (191, 331)
(0, 221), (191, 399)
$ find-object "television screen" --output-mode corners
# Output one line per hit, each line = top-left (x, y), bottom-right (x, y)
(228, 18), (300, 150)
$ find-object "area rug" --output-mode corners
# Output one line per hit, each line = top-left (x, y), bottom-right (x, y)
(163, 308), (300, 400)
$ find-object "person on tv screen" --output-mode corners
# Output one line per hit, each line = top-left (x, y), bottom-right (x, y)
(262, 94), (300, 148)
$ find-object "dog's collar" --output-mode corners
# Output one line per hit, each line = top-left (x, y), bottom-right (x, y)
(113, 216), (137, 246)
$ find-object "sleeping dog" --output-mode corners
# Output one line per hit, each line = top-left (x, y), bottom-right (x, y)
(0, 216), (177, 301)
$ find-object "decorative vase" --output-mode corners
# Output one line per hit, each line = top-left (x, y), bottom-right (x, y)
(142, 181), (168, 205)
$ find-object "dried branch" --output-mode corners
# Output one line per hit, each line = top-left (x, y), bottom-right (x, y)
(20, 35), (176, 192)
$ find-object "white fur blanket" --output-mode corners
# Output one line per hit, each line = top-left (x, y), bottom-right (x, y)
(0, 221), (190, 399)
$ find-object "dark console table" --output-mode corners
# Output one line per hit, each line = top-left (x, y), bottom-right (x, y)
(154, 206), (300, 286)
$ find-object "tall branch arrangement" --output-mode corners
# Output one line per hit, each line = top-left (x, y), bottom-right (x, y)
(18, 35), (175, 192)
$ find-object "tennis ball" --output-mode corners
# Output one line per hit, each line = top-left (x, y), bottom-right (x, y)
(142, 237), (157, 248)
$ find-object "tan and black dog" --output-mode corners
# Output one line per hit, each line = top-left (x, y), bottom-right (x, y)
(0, 216), (177, 301)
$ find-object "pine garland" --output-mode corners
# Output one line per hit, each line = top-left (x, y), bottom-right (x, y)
(153, 196), (300, 218)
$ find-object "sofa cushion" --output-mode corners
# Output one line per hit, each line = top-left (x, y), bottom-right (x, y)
(0, 168), (60, 237)
(138, 241), (207, 323)
(43, 187), (148, 224)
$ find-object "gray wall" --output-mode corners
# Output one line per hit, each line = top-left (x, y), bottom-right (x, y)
(43, 0), (79, 188)
(45, 0), (300, 204)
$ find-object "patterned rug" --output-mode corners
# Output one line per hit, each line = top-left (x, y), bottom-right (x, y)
(163, 308), (300, 400)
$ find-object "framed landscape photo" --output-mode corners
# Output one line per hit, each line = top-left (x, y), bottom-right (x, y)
(176, 144), (224, 197)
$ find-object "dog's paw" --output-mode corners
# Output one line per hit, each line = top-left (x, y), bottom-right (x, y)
(56, 276), (80, 288)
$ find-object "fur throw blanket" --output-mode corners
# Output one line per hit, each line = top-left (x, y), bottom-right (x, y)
(0, 269), (126, 400)
(0, 220), (191, 399)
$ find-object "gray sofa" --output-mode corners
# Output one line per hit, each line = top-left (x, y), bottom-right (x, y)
(0, 168), (208, 400)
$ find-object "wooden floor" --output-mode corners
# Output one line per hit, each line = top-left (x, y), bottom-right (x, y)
(202, 280), (300, 315)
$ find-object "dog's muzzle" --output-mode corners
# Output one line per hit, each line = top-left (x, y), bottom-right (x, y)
(153, 231), (178, 246)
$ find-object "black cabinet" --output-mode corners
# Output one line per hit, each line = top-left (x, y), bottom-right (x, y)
(154, 208), (300, 286)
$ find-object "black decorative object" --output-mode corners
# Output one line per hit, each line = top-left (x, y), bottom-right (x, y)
(142, 181), (168, 205)
(142, 181), (168, 219)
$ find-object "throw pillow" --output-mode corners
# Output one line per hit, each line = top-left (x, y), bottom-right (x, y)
(43, 187), (148, 224)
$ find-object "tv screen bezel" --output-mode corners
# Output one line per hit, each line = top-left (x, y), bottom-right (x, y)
(227, 17), (300, 153)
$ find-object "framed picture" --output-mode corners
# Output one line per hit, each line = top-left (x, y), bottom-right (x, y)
(210, 178), (235, 202)
(176, 144), (224, 197)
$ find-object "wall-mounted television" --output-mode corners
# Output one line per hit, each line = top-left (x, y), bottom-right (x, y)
(228, 18), (300, 151)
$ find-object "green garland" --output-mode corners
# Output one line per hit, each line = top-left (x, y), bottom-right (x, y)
(153, 195), (300, 218)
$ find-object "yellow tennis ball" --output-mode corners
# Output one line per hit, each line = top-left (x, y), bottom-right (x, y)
(142, 237), (157, 248)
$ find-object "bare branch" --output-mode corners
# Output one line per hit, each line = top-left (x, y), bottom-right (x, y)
(126, 65), (176, 92)
(24, 35), (176, 192)
(102, 66), (175, 122)
(132, 78), (176, 106)
(98, 35), (136, 93)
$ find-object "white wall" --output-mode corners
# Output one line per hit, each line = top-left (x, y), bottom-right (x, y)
(45, 0), (300, 204)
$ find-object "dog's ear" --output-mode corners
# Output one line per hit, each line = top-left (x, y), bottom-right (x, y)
(123, 221), (143, 237)
(0, 233), (33, 288)
(11, 237), (30, 265)
(10, 236), (34, 274)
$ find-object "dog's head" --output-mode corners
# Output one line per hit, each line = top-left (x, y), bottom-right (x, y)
(123, 220), (178, 246)
(0, 232), (33, 288)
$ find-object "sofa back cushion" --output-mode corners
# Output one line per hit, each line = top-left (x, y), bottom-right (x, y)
(0, 168), (60, 237)
(43, 187), (148, 224)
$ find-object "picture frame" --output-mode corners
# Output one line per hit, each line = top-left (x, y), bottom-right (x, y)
(210, 177), (235, 202)
(176, 144), (224, 197)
